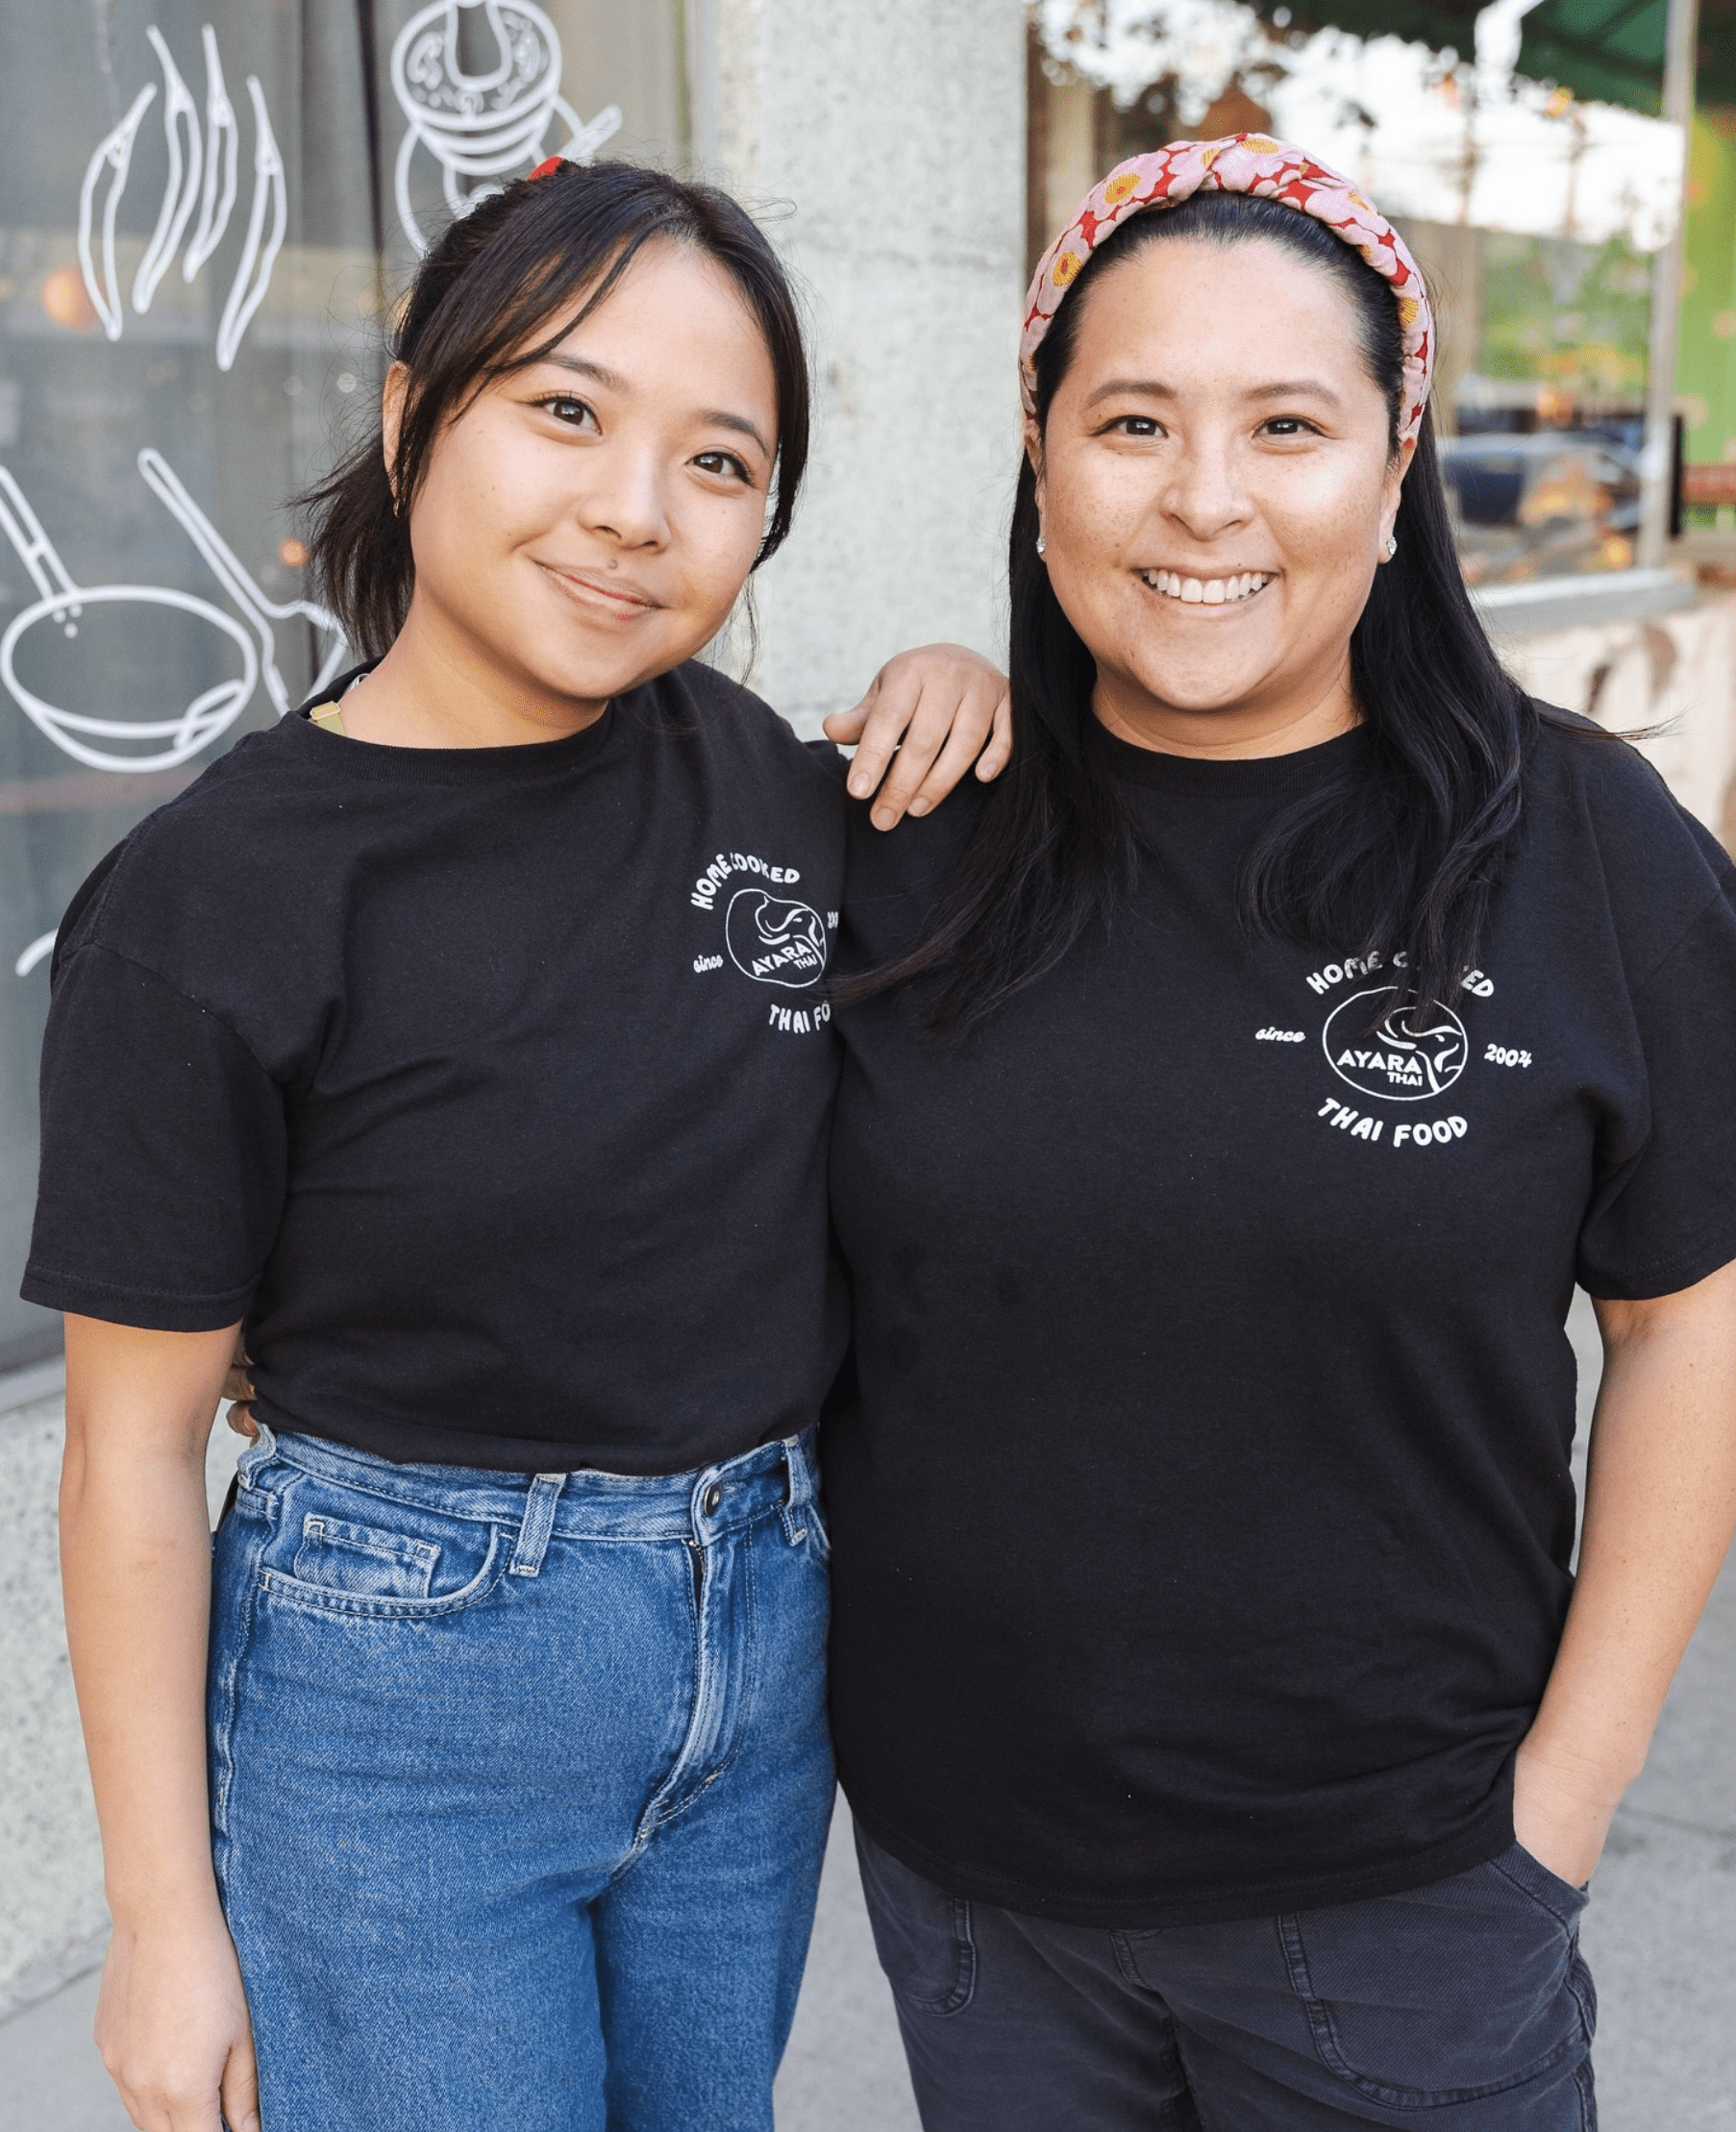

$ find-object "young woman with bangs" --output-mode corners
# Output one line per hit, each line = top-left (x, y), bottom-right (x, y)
(29, 160), (1010, 2132)
(825, 138), (1736, 2129)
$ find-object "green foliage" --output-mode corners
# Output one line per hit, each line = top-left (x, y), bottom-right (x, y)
(1477, 231), (1652, 396)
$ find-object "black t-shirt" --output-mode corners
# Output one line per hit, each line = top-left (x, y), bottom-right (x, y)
(825, 714), (1736, 1926)
(24, 662), (848, 1475)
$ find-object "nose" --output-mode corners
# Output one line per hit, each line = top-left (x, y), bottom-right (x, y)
(1159, 432), (1251, 545)
(580, 439), (670, 554)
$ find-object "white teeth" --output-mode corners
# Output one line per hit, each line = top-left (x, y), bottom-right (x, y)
(1142, 568), (1274, 604)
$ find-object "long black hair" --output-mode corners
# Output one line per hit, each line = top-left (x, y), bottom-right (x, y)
(871, 188), (1544, 1032)
(299, 160), (809, 657)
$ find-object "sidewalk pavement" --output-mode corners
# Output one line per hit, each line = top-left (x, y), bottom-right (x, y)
(3, 1295), (1730, 2129)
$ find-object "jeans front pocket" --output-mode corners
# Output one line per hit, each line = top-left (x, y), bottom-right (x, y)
(1279, 1847), (1595, 2111)
(260, 1471), (505, 1622)
(855, 1825), (977, 2018)
(292, 1514), (439, 1599)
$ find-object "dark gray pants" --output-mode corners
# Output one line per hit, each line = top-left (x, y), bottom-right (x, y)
(856, 1825), (1596, 2131)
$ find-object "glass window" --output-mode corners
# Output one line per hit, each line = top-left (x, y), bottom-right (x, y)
(0, 2), (682, 1369)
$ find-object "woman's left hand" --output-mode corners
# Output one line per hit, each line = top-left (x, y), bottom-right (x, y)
(823, 644), (1011, 830)
(1510, 1733), (1624, 1890)
(222, 1330), (259, 1442)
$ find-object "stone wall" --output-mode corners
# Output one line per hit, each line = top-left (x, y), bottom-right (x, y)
(0, 1377), (239, 2012)
(713, 0), (1029, 733)
(0, 1377), (104, 2016)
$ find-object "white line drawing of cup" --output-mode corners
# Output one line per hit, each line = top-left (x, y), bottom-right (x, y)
(390, 0), (622, 255)
(132, 26), (202, 315)
(75, 25), (284, 372)
(0, 453), (347, 773)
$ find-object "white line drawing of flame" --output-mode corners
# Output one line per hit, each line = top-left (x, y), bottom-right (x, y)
(132, 27), (202, 314)
(78, 84), (157, 340)
(182, 26), (238, 282)
(74, 26), (284, 371)
(0, 452), (347, 774)
(214, 78), (285, 372)
(390, 0), (622, 255)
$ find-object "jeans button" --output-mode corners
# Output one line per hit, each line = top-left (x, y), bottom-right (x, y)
(703, 1483), (722, 1515)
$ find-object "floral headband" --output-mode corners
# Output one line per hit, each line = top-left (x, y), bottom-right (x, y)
(1021, 134), (1433, 443)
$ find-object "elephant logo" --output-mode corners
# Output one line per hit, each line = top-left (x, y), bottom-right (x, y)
(725, 889), (827, 990)
(1323, 988), (1468, 1103)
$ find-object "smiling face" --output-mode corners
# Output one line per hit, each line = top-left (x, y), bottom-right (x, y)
(1032, 235), (1413, 756)
(387, 237), (777, 726)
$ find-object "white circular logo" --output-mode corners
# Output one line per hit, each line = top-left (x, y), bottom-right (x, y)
(1323, 987), (1469, 1103)
(725, 888), (827, 990)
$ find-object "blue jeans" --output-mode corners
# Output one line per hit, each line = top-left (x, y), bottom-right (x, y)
(856, 1825), (1597, 2130)
(208, 1424), (834, 2132)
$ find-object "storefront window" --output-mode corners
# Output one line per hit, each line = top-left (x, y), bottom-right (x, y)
(0, 1), (682, 1369)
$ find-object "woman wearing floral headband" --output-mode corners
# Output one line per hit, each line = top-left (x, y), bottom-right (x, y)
(825, 136), (1736, 2127)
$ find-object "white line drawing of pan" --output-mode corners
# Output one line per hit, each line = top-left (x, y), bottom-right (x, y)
(391, 0), (621, 255)
(135, 450), (344, 718)
(0, 453), (347, 773)
(15, 932), (57, 978)
(75, 26), (284, 371)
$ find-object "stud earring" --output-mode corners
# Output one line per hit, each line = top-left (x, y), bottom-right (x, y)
(1036, 533), (1047, 558)
(1383, 533), (1398, 560)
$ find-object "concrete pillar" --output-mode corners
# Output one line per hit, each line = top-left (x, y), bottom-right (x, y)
(0, 1375), (239, 2013)
(0, 1374), (105, 2016)
(709, 0), (1028, 733)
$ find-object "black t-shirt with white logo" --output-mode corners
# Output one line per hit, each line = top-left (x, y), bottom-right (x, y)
(24, 662), (847, 1475)
(825, 714), (1736, 1926)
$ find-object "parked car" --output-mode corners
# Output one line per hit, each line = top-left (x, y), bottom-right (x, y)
(1440, 432), (1640, 583)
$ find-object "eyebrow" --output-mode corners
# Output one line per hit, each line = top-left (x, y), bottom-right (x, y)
(539, 352), (772, 457)
(1080, 375), (1346, 412)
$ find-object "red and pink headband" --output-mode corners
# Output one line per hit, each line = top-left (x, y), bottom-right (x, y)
(1021, 134), (1434, 443)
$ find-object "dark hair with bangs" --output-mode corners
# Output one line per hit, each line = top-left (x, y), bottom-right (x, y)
(300, 160), (809, 657)
(864, 188), (1558, 1033)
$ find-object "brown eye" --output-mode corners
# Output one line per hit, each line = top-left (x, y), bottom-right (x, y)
(538, 395), (596, 429)
(694, 451), (751, 483)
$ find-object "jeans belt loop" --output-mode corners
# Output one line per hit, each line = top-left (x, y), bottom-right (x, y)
(781, 1433), (815, 1544)
(508, 1473), (567, 1578)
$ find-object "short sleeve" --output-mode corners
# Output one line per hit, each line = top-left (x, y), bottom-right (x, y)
(1576, 889), (1736, 1300)
(22, 945), (287, 1330)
